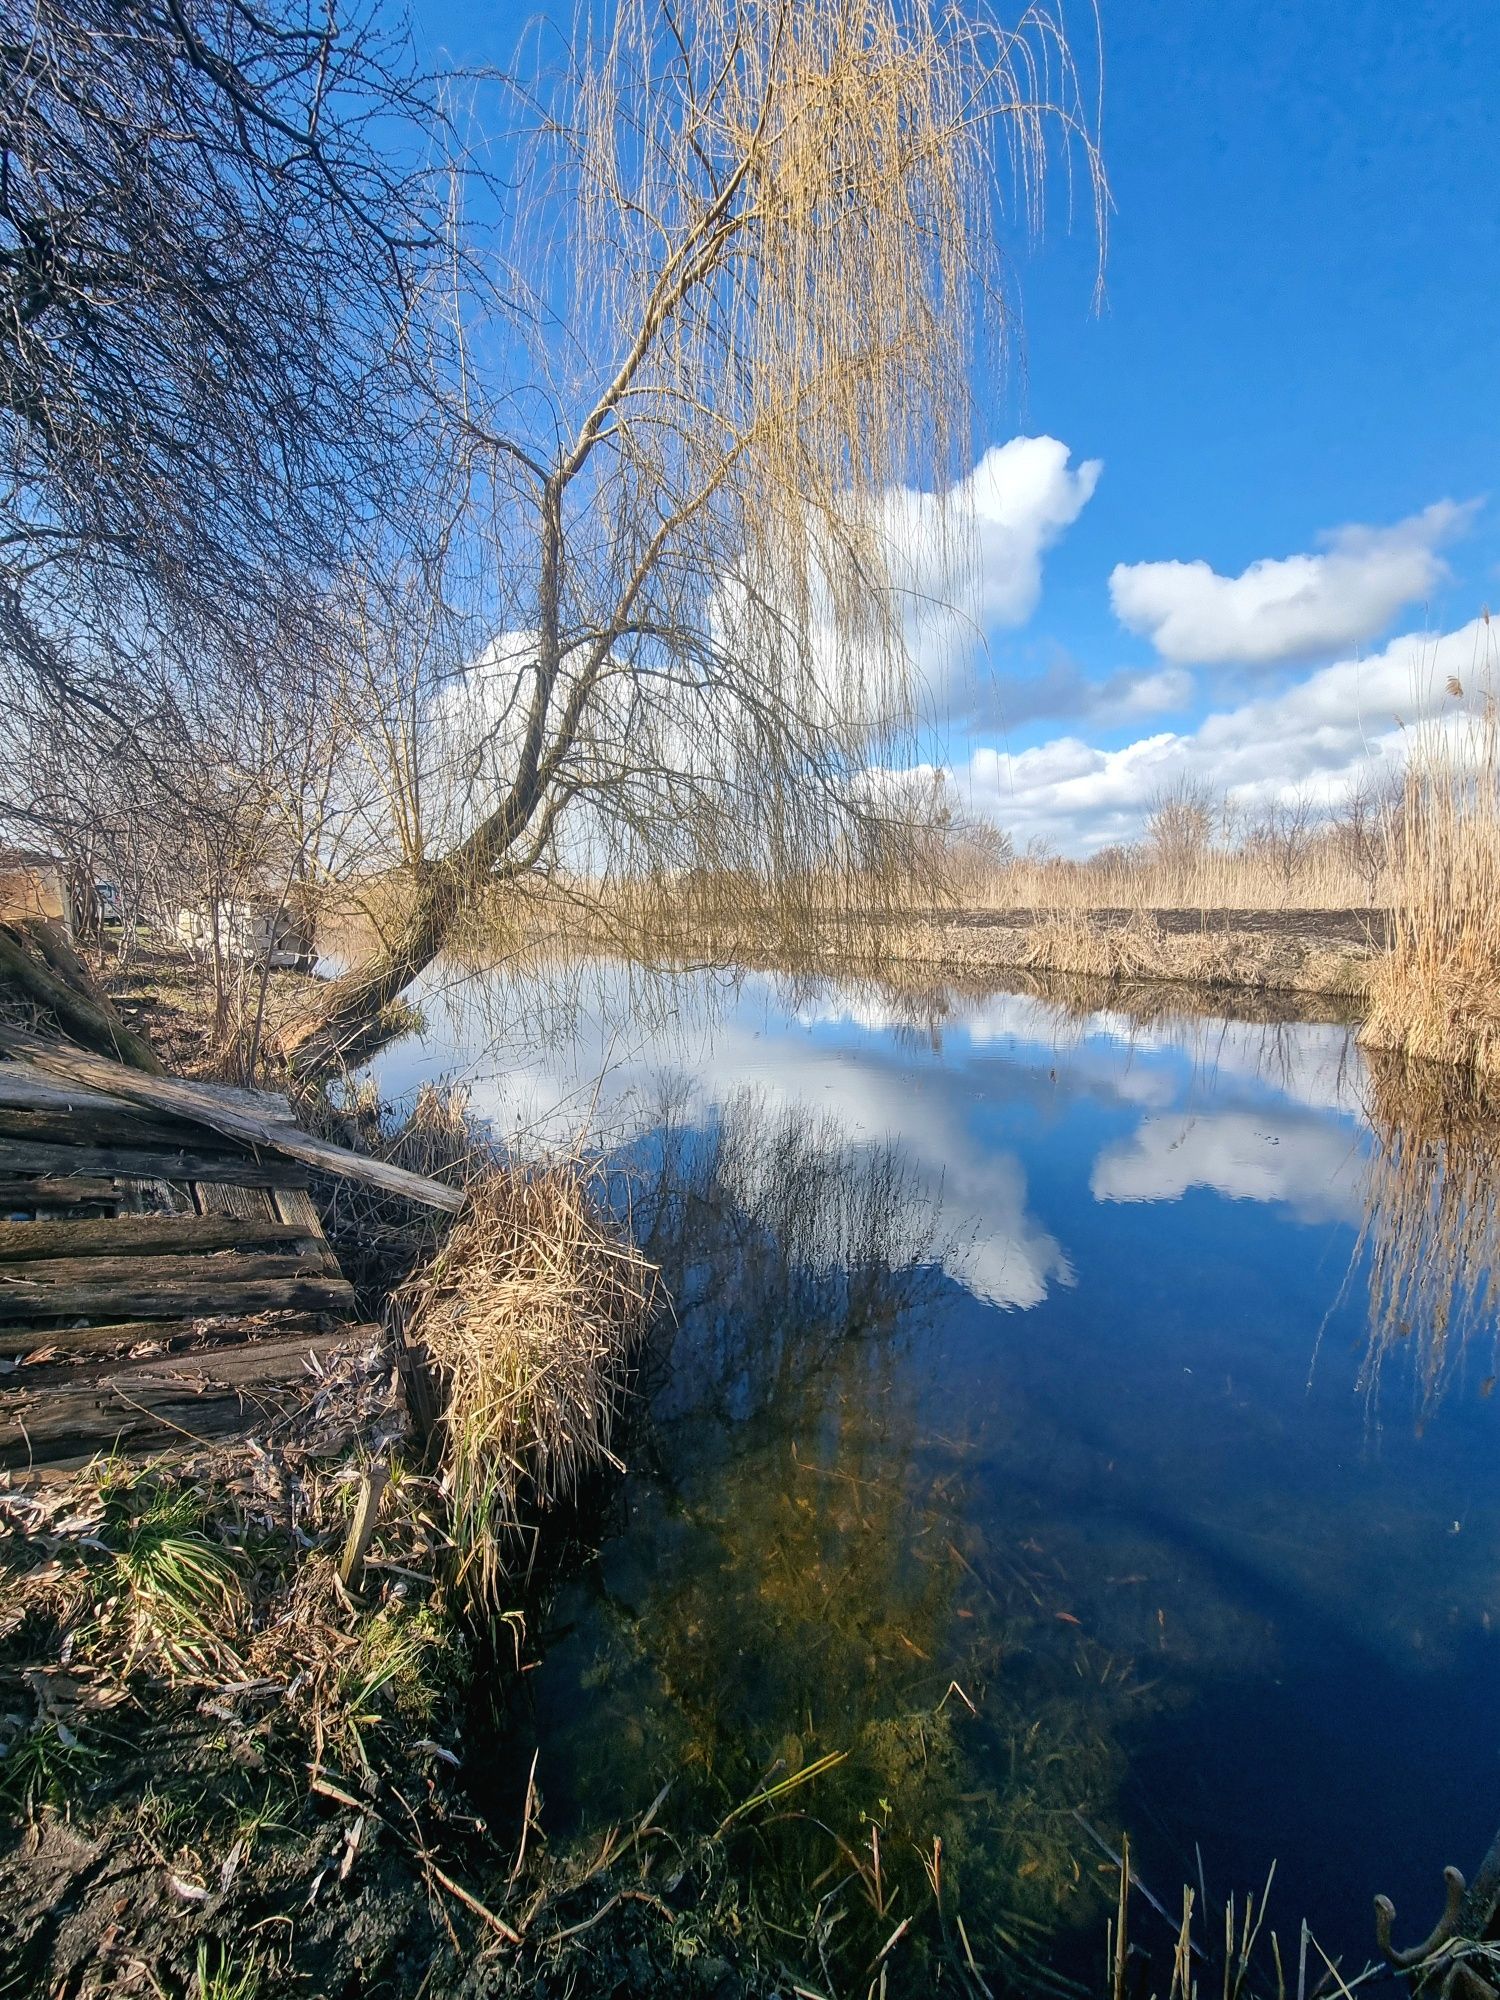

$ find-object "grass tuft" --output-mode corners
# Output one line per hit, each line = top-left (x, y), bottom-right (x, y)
(398, 1160), (658, 1612)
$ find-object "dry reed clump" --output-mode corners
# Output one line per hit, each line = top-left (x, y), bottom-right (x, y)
(1362, 653), (1500, 1082)
(397, 1163), (658, 1610)
(1009, 910), (1371, 994)
(1354, 1053), (1500, 1408)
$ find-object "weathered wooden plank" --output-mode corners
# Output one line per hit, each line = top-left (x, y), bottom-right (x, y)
(0, 1032), (464, 1213)
(0, 1106), (225, 1149)
(0, 1064), (193, 1123)
(0, 1267), (354, 1323)
(13, 1327), (379, 1395)
(267, 1186), (343, 1276)
(0, 1313), (331, 1358)
(0, 1176), (118, 1209)
(0, 1051), (295, 1126)
(0, 1332), (356, 1469)
(2, 1246), (329, 1290)
(271, 1185), (326, 1235)
(0, 1139), (310, 1188)
(0, 926), (163, 1074)
(0, 1214), (315, 1262)
(195, 1180), (276, 1222)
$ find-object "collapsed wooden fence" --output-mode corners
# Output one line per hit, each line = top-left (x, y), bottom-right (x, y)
(0, 1029), (460, 1472)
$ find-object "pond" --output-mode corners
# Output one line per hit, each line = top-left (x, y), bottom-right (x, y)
(371, 960), (1500, 1990)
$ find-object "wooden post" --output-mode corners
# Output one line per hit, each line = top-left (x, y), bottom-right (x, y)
(389, 1297), (442, 1468)
(339, 1461), (390, 1592)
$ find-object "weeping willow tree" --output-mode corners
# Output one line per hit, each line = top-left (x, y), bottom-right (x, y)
(276, 0), (1104, 1065)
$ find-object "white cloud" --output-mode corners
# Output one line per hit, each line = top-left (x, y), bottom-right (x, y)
(885, 437), (1101, 704)
(1110, 502), (1473, 668)
(964, 655), (1194, 732)
(946, 613), (1492, 853)
(1090, 1110), (1363, 1223)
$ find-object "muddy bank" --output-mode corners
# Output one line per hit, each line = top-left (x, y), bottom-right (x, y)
(649, 905), (1386, 1001)
(0, 1209), (741, 2000)
(0, 952), (692, 1999)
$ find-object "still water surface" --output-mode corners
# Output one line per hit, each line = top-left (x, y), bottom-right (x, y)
(372, 963), (1500, 1975)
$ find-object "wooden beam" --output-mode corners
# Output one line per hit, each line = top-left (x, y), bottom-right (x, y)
(0, 1062), (173, 1120)
(0, 1331), (360, 1468)
(0, 1313), (332, 1358)
(0, 1264), (355, 1323)
(270, 1185), (329, 1235)
(194, 1180), (276, 1223)
(0, 1214), (319, 1262)
(4, 1245), (331, 1289)
(0, 1177), (118, 1209)
(0, 1139), (310, 1187)
(0, 924), (163, 1073)
(15, 1326), (378, 1390)
(0, 1062), (287, 1151)
(0, 1033), (464, 1213)
(0, 1106), (215, 1149)
(264, 1188), (343, 1277)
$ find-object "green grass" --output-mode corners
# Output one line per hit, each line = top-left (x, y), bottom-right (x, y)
(193, 1941), (263, 2000)
(102, 1477), (245, 1676)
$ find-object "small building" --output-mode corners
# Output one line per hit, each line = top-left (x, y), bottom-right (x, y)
(0, 850), (78, 931)
(175, 893), (318, 972)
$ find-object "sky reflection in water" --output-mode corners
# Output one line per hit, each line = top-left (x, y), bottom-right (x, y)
(372, 964), (1500, 1972)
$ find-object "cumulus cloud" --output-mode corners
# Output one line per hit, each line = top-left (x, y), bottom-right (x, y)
(1090, 1110), (1363, 1224)
(887, 436), (1101, 702)
(970, 656), (1193, 731)
(1109, 502), (1473, 668)
(939, 613), (1492, 854)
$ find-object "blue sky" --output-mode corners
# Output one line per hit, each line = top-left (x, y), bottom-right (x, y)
(421, 0), (1499, 851)
(1005, 0), (1498, 691)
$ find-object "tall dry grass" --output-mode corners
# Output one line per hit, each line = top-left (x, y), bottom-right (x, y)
(1362, 645), (1500, 1081)
(952, 775), (1397, 914)
(397, 1163), (658, 1611)
(965, 841), (1380, 914)
(1356, 1054), (1500, 1407)
(1008, 908), (1371, 993)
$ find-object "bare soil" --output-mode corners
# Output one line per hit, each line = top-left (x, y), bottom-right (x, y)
(936, 905), (1392, 947)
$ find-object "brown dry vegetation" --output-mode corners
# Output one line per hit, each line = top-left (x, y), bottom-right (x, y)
(1362, 663), (1500, 1083)
(509, 891), (1387, 1000)
(396, 1165), (657, 1613)
(1356, 1054), (1500, 1408)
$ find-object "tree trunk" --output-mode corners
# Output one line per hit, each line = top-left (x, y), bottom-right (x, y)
(0, 921), (164, 1072)
(270, 861), (469, 1073)
(274, 488), (565, 1076)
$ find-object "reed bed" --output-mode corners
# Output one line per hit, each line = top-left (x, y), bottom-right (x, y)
(650, 905), (1378, 996)
(1362, 654), (1500, 1082)
(963, 842), (1382, 915)
(1355, 1054), (1500, 1407)
(1009, 908), (1374, 993)
(397, 1162), (658, 1611)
